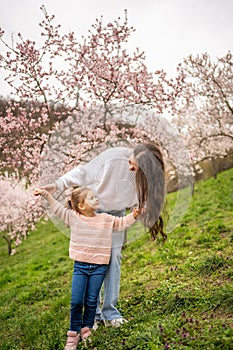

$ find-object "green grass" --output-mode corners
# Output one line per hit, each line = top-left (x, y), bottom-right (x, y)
(1, 168), (233, 349)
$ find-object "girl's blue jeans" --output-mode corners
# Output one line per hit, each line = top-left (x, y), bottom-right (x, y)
(70, 261), (108, 332)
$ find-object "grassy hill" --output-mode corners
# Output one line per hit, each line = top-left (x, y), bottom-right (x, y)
(0, 168), (233, 349)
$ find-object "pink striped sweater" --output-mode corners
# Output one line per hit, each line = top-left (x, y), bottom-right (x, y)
(50, 201), (136, 264)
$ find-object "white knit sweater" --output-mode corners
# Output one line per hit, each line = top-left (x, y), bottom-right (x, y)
(56, 147), (137, 211)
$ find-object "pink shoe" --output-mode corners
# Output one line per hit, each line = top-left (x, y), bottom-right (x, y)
(64, 331), (80, 350)
(80, 327), (92, 346)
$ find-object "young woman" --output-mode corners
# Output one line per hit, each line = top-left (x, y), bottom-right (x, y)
(41, 142), (166, 327)
(34, 187), (141, 350)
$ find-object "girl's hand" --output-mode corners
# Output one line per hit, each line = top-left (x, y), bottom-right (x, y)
(34, 188), (42, 196)
(34, 188), (49, 199)
(133, 207), (144, 219)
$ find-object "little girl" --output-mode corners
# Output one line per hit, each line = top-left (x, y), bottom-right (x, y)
(34, 186), (141, 350)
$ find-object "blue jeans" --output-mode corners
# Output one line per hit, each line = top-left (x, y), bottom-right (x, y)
(95, 209), (126, 321)
(70, 261), (108, 332)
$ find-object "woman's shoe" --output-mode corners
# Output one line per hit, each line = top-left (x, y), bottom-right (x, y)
(104, 317), (128, 327)
(93, 319), (105, 331)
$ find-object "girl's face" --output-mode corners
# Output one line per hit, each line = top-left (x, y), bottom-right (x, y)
(128, 153), (139, 172)
(84, 190), (100, 211)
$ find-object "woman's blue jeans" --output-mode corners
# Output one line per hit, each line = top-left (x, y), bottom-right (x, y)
(95, 209), (126, 321)
(70, 261), (108, 332)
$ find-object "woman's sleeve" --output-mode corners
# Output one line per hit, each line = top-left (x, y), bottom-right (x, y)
(112, 212), (136, 231)
(55, 147), (131, 193)
(55, 166), (84, 192)
(55, 152), (106, 192)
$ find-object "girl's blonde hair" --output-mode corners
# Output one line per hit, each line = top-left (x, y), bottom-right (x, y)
(67, 187), (89, 213)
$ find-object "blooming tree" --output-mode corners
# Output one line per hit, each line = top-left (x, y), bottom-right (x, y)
(0, 5), (86, 183)
(76, 10), (177, 115)
(0, 6), (187, 252)
(0, 6), (176, 181)
(171, 52), (233, 172)
(0, 174), (44, 255)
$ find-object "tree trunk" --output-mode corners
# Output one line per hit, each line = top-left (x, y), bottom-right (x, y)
(2, 235), (12, 255)
(212, 159), (218, 179)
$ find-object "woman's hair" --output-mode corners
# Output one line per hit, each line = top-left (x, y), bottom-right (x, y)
(133, 142), (167, 242)
(67, 187), (89, 213)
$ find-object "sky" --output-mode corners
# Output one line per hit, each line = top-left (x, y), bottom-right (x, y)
(1, 0), (233, 96)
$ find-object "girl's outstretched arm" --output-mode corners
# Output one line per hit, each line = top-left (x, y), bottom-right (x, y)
(34, 188), (73, 227)
(34, 188), (56, 205)
(112, 208), (143, 231)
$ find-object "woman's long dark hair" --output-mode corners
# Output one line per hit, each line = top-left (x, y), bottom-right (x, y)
(134, 142), (167, 242)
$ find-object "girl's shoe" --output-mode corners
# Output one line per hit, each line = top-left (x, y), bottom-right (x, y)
(81, 327), (92, 346)
(64, 331), (81, 350)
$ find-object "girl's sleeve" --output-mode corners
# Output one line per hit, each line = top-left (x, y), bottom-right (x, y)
(112, 212), (136, 231)
(50, 201), (73, 226)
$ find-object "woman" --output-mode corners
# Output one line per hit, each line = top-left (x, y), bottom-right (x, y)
(42, 142), (166, 327)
